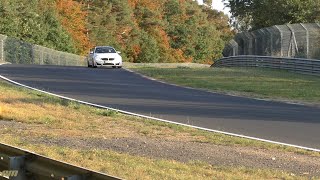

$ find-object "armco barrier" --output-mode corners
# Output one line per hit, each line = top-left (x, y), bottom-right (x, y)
(212, 55), (320, 76)
(0, 143), (120, 180)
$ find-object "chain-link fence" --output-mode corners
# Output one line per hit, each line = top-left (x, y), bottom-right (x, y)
(0, 34), (86, 66)
(223, 23), (320, 60)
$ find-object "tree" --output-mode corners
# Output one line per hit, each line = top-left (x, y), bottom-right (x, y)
(0, 0), (233, 64)
(0, 0), (76, 53)
(55, 0), (91, 55)
(136, 30), (160, 63)
(224, 0), (320, 31)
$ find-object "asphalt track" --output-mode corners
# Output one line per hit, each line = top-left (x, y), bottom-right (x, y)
(0, 64), (320, 149)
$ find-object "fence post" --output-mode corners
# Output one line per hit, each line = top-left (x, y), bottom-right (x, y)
(274, 26), (283, 57)
(300, 23), (309, 59)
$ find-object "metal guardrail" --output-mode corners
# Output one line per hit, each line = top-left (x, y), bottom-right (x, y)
(212, 55), (320, 76)
(0, 143), (120, 180)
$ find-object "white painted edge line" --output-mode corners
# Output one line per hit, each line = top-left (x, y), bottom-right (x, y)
(0, 66), (319, 153)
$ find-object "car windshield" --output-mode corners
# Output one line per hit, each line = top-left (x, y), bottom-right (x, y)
(95, 47), (116, 53)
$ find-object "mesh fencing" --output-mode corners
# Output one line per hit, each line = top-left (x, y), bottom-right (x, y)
(0, 34), (86, 66)
(223, 23), (320, 60)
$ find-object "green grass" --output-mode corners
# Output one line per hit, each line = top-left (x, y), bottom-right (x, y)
(132, 67), (320, 104)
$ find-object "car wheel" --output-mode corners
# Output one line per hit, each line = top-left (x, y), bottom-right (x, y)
(117, 66), (122, 69)
(112, 66), (116, 68)
(87, 62), (92, 68)
(93, 61), (97, 68)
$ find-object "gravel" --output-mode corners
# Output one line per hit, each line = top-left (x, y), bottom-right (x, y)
(1, 120), (319, 177)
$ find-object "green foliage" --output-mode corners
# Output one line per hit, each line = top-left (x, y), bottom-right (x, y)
(87, 0), (117, 47)
(84, 0), (233, 64)
(195, 25), (224, 63)
(0, 0), (234, 64)
(0, 0), (76, 53)
(136, 31), (160, 63)
(225, 0), (320, 31)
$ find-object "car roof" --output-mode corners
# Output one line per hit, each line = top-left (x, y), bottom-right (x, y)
(95, 46), (114, 49)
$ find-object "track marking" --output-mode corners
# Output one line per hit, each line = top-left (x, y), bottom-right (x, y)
(0, 64), (319, 153)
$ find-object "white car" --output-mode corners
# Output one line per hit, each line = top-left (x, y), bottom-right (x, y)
(87, 46), (122, 68)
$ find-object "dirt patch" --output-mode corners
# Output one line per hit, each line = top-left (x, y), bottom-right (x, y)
(1, 120), (319, 177)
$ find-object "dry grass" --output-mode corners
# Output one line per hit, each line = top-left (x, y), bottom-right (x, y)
(0, 80), (319, 179)
(0, 80), (319, 156)
(0, 134), (309, 180)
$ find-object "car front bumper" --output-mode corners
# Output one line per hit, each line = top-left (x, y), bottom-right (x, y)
(95, 59), (122, 67)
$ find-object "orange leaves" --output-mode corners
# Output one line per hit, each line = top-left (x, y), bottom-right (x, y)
(132, 45), (142, 61)
(154, 27), (170, 49)
(128, 0), (139, 8)
(55, 0), (91, 55)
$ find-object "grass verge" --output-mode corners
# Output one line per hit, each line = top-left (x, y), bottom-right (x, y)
(0, 80), (319, 179)
(0, 80), (318, 155)
(130, 66), (320, 104)
(1, 135), (309, 180)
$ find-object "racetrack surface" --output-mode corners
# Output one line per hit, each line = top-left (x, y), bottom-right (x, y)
(1, 64), (320, 149)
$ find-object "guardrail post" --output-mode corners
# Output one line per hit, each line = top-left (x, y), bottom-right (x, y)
(9, 156), (26, 180)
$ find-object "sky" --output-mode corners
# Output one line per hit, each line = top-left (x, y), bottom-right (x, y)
(196, 0), (231, 17)
(211, 0), (231, 16)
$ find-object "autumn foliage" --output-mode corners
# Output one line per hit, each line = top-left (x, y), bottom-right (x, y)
(0, 0), (234, 63)
(55, 0), (91, 55)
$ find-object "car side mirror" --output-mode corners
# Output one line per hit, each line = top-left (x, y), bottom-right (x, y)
(117, 51), (121, 54)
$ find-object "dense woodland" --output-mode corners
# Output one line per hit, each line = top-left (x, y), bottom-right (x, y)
(1, 0), (319, 63)
(0, 0), (233, 64)
(224, 0), (320, 31)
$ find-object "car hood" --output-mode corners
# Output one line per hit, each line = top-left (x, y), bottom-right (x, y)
(94, 53), (120, 59)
